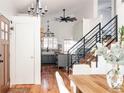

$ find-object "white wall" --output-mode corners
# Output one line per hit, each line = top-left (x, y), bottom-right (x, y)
(74, 0), (98, 19)
(73, 20), (83, 41)
(0, 0), (16, 18)
(82, 17), (102, 36)
(50, 21), (74, 43)
(9, 27), (16, 85)
(111, 0), (116, 17)
(98, 0), (112, 26)
(93, 0), (98, 18)
(98, 10), (111, 26)
(116, 0), (124, 27)
(34, 17), (41, 84)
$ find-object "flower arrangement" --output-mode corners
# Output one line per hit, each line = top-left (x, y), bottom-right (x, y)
(96, 42), (124, 89)
(96, 42), (124, 65)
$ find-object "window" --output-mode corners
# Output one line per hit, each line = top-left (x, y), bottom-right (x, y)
(43, 37), (48, 49)
(43, 37), (58, 50)
(64, 39), (76, 54)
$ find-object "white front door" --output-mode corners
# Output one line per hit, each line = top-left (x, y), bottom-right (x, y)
(15, 23), (35, 84)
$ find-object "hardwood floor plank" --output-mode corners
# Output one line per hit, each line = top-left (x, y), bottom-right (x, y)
(41, 64), (70, 93)
(8, 64), (70, 93)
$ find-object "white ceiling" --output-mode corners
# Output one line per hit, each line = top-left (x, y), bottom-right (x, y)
(12, 0), (89, 14)
(11, 0), (111, 17)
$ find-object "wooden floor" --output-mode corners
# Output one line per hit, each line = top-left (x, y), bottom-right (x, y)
(8, 64), (70, 93)
(41, 64), (70, 93)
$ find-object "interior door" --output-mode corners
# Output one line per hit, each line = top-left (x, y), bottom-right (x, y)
(15, 23), (35, 84)
(0, 44), (4, 87)
(0, 15), (10, 93)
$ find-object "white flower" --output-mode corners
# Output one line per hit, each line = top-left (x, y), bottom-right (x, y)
(96, 42), (124, 65)
(96, 43), (108, 56)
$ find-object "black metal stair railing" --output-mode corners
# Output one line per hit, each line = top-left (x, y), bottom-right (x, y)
(67, 23), (101, 70)
(101, 15), (118, 45)
(67, 15), (118, 73)
(68, 23), (101, 54)
(77, 30), (101, 59)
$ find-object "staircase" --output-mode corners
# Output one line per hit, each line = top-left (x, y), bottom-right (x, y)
(67, 15), (118, 72)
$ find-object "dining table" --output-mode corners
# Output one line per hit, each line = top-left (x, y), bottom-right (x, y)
(70, 75), (124, 93)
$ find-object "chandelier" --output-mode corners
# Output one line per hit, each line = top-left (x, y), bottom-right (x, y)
(43, 20), (57, 51)
(44, 20), (54, 37)
(28, 0), (48, 16)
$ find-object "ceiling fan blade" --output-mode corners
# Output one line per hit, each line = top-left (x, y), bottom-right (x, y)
(73, 17), (77, 21)
(65, 19), (68, 22)
(66, 16), (70, 19)
(60, 16), (63, 19)
(55, 18), (60, 21)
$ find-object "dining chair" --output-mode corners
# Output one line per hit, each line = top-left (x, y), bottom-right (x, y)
(71, 64), (92, 93)
(55, 71), (71, 93)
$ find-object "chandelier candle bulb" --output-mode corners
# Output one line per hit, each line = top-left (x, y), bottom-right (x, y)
(42, 9), (45, 14)
(31, 3), (34, 8)
(28, 7), (30, 12)
(45, 5), (48, 11)
(38, 1), (42, 9)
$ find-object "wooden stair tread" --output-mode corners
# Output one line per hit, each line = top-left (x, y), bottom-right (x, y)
(103, 38), (116, 47)
(79, 52), (96, 67)
(79, 38), (116, 65)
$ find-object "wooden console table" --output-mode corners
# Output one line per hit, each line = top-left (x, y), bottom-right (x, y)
(70, 75), (124, 93)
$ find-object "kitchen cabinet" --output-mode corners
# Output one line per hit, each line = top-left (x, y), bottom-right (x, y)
(42, 54), (56, 64)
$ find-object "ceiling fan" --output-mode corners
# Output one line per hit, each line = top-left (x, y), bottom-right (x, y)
(55, 9), (77, 22)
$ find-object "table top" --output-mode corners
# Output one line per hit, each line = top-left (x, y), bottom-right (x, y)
(70, 75), (124, 93)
